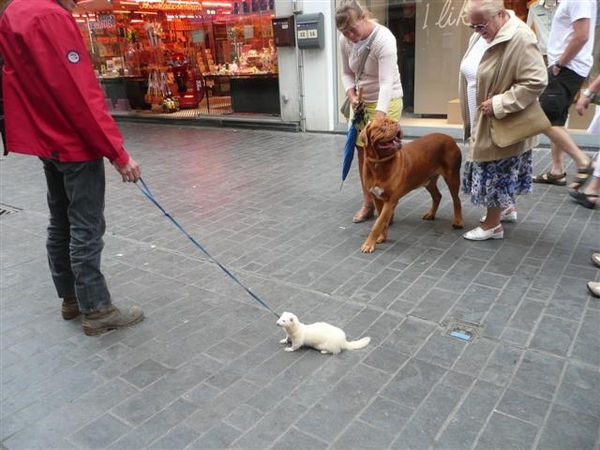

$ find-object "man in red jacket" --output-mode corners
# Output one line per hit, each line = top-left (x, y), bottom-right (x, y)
(0, 0), (144, 335)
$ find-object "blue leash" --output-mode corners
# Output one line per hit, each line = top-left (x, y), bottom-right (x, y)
(136, 178), (279, 318)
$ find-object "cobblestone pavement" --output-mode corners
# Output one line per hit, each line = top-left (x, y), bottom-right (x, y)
(1, 123), (599, 450)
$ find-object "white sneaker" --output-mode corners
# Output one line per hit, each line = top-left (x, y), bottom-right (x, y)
(463, 226), (504, 241)
(591, 253), (600, 269)
(587, 281), (600, 298)
(480, 207), (517, 223)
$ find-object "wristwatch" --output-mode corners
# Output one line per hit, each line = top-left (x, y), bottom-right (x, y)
(582, 89), (597, 100)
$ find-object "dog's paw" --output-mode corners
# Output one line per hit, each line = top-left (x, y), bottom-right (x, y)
(279, 337), (290, 344)
(376, 234), (387, 244)
(421, 211), (436, 220)
(360, 241), (376, 253)
(284, 347), (295, 352)
(452, 220), (464, 229)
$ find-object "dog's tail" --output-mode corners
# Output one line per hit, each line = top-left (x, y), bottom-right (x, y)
(345, 336), (371, 350)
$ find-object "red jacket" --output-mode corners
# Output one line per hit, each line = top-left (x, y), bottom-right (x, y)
(0, 0), (129, 166)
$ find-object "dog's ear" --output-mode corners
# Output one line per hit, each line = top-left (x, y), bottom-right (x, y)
(360, 121), (371, 148)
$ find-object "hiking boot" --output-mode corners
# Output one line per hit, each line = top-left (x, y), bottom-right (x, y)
(62, 296), (80, 320)
(82, 305), (144, 336)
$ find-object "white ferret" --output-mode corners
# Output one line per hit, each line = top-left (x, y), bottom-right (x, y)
(276, 311), (371, 355)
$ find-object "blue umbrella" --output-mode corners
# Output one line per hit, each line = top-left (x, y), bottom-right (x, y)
(341, 100), (366, 189)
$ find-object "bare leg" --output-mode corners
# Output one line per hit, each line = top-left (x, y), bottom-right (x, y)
(544, 127), (593, 190)
(480, 206), (502, 230)
(353, 145), (375, 222)
(549, 140), (566, 175)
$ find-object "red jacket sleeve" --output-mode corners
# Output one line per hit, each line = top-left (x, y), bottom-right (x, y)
(27, 12), (129, 166)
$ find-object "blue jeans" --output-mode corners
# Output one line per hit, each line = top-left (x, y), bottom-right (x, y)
(41, 158), (112, 313)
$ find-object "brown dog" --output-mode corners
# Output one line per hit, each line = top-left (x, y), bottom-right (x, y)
(358, 117), (464, 253)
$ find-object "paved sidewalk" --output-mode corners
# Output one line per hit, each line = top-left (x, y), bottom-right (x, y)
(1, 123), (598, 450)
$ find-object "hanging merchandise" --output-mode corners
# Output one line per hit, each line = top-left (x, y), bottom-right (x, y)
(160, 70), (179, 113)
(145, 69), (162, 109)
(145, 69), (179, 113)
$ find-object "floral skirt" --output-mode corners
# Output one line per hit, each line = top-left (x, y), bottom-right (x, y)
(462, 150), (533, 207)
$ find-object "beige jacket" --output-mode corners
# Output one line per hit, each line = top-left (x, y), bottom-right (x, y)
(459, 14), (548, 162)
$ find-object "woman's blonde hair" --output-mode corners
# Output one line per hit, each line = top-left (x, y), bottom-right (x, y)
(335, 0), (370, 30)
(464, 0), (505, 20)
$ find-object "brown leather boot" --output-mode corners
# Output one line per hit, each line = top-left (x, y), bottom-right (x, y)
(61, 296), (80, 320)
(82, 305), (144, 336)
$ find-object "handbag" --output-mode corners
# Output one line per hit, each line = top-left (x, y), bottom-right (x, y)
(487, 44), (550, 147)
(490, 100), (550, 147)
(340, 97), (351, 119)
(340, 27), (379, 119)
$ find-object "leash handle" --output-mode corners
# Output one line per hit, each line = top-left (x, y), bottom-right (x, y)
(136, 178), (279, 318)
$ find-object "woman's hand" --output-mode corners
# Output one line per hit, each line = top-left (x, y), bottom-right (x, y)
(478, 98), (494, 117)
(375, 110), (386, 120)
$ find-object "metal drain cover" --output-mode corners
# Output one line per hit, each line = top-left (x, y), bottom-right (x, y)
(443, 319), (482, 343)
(0, 203), (22, 216)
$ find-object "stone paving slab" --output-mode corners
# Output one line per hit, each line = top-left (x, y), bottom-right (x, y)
(1, 123), (598, 450)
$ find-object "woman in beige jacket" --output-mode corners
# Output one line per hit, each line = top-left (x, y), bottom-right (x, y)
(459, 0), (547, 241)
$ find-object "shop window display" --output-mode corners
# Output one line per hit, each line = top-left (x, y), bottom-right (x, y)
(74, 0), (279, 117)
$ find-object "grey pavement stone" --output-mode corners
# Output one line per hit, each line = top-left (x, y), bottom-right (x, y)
(530, 314), (579, 356)
(380, 359), (446, 408)
(149, 423), (202, 450)
(295, 364), (390, 442)
(554, 361), (600, 418)
(411, 288), (459, 323)
(474, 411), (538, 450)
(70, 413), (131, 449)
(332, 420), (395, 450)
(2, 124), (598, 450)
(570, 308), (600, 367)
(447, 283), (500, 325)
(392, 384), (463, 449)
(231, 400), (307, 449)
(508, 299), (545, 332)
(414, 332), (466, 369)
(189, 423), (239, 449)
(224, 404), (264, 432)
(359, 396), (414, 434)
(382, 316), (437, 356)
(496, 389), (551, 426)
(433, 381), (503, 450)
(536, 404), (600, 450)
(271, 428), (329, 450)
(510, 350), (565, 401)
(119, 359), (171, 389)
(478, 342), (523, 387)
(109, 398), (198, 449)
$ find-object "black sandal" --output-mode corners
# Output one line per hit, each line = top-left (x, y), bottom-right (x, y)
(568, 161), (594, 192)
(532, 171), (567, 185)
(569, 190), (598, 209)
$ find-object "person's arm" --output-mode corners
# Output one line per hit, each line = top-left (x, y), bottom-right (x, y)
(375, 33), (398, 118)
(488, 32), (547, 119)
(31, 14), (140, 181)
(550, 17), (590, 76)
(340, 38), (359, 105)
(28, 15), (129, 161)
(575, 73), (600, 115)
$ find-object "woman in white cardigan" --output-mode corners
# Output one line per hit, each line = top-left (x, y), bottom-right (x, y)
(336, 0), (404, 223)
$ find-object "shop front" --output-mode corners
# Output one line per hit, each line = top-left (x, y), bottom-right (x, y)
(74, 0), (281, 118)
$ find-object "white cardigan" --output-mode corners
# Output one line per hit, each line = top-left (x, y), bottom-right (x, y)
(340, 24), (404, 113)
